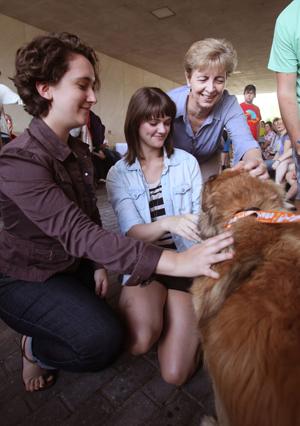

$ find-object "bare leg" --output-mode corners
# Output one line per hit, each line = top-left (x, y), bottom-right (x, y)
(118, 280), (167, 355)
(275, 159), (290, 184)
(286, 171), (298, 200)
(158, 290), (202, 386)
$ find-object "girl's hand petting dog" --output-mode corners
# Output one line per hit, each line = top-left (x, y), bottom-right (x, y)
(160, 214), (201, 242)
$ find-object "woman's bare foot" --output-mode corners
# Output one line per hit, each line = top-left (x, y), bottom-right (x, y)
(21, 336), (55, 392)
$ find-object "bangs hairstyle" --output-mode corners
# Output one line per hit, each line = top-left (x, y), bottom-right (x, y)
(124, 87), (176, 165)
(184, 38), (237, 78)
(13, 32), (99, 117)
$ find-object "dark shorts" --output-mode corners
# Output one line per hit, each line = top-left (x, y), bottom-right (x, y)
(153, 274), (192, 292)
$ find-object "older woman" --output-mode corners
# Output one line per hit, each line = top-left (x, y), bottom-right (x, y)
(168, 38), (267, 181)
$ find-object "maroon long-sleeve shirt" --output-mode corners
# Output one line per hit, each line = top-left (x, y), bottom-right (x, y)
(0, 118), (162, 283)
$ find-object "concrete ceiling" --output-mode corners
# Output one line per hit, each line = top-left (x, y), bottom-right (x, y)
(0, 0), (288, 94)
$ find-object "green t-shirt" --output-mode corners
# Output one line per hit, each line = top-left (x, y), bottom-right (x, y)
(268, 0), (300, 108)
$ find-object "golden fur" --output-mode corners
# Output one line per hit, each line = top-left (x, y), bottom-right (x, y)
(191, 170), (300, 426)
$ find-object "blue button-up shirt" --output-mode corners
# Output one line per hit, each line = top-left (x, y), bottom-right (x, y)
(168, 86), (259, 165)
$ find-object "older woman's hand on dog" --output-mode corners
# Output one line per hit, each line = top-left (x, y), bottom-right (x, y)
(233, 157), (269, 179)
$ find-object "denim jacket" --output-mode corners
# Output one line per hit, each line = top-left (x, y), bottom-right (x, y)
(106, 148), (203, 252)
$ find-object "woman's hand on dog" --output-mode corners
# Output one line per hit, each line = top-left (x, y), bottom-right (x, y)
(174, 231), (234, 279)
(160, 214), (201, 242)
(233, 158), (269, 180)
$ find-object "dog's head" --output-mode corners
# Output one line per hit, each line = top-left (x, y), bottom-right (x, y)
(200, 169), (285, 239)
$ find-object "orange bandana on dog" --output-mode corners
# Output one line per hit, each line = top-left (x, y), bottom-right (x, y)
(227, 210), (300, 228)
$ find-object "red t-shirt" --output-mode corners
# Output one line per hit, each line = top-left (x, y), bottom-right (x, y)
(240, 102), (261, 140)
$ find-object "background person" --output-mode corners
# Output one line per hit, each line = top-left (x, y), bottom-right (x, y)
(0, 32), (233, 392)
(168, 38), (267, 182)
(261, 120), (276, 159)
(4, 113), (17, 140)
(71, 110), (121, 182)
(107, 87), (203, 386)
(264, 117), (289, 174)
(221, 128), (231, 170)
(240, 84), (262, 141)
(88, 110), (121, 182)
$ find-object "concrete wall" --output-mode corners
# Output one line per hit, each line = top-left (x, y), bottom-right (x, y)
(0, 13), (178, 144)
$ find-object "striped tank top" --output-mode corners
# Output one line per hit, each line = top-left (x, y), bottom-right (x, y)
(148, 181), (176, 250)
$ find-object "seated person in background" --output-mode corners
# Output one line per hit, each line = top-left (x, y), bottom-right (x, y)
(272, 134), (294, 185)
(4, 113), (16, 140)
(0, 105), (11, 145)
(259, 120), (265, 137)
(261, 120), (276, 159)
(88, 110), (121, 181)
(106, 87), (204, 386)
(71, 111), (121, 182)
(264, 117), (288, 174)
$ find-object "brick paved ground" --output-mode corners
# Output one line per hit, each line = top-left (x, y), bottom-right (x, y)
(0, 185), (215, 426)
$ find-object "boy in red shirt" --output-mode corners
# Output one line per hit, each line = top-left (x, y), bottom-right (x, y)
(240, 84), (261, 141)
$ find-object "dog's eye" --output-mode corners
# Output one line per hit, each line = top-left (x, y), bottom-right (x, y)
(208, 175), (218, 182)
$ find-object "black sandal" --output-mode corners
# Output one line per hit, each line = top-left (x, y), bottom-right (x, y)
(21, 336), (56, 391)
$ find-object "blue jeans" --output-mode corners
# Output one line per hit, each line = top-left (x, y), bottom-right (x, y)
(0, 261), (124, 372)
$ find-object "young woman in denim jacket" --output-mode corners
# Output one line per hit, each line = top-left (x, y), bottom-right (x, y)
(107, 87), (207, 386)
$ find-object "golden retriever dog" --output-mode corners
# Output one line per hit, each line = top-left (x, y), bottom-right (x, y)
(191, 170), (300, 426)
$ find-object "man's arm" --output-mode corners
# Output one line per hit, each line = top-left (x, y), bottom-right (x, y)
(276, 72), (300, 154)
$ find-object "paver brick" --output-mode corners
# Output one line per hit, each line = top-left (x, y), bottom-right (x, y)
(145, 391), (206, 426)
(182, 367), (216, 417)
(59, 368), (118, 411)
(63, 392), (114, 426)
(0, 395), (30, 426)
(22, 397), (71, 426)
(101, 357), (156, 406)
(103, 390), (159, 426)
(0, 370), (25, 404)
(142, 373), (177, 405)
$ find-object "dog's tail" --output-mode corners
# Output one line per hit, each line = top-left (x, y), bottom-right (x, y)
(193, 256), (260, 325)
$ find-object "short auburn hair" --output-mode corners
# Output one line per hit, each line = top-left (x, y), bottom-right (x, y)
(13, 32), (99, 117)
(124, 87), (176, 165)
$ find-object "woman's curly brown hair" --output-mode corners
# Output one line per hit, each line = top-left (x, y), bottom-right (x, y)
(13, 32), (99, 117)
